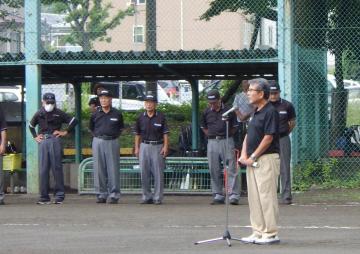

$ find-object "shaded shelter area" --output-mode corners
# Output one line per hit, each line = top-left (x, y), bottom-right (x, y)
(0, 49), (277, 194)
(0, 49), (277, 84)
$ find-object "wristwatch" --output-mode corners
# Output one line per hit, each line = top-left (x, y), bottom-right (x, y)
(250, 154), (257, 161)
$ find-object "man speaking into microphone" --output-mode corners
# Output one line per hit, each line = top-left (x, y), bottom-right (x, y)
(201, 90), (240, 205)
(239, 78), (280, 244)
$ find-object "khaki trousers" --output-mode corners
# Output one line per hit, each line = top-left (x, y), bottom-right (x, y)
(246, 153), (280, 238)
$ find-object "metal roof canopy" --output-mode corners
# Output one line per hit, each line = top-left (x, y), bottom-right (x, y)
(0, 62), (277, 85)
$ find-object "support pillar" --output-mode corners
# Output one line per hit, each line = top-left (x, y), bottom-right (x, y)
(25, 0), (41, 194)
(190, 79), (199, 152)
(74, 84), (82, 164)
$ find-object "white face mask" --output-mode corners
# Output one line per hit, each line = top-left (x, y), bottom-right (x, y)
(44, 104), (55, 112)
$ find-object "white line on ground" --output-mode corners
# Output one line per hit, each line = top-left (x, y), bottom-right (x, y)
(2, 224), (360, 230)
(165, 225), (360, 230)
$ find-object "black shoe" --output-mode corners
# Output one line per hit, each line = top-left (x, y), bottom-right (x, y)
(211, 199), (225, 205)
(108, 198), (118, 204)
(96, 198), (106, 204)
(0, 200), (4, 205)
(230, 198), (239, 205)
(36, 200), (51, 205)
(279, 199), (292, 205)
(154, 200), (162, 205)
(140, 199), (154, 204)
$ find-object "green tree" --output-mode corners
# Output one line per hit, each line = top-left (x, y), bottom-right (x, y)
(0, 0), (23, 42)
(200, 0), (278, 100)
(202, 0), (360, 142)
(45, 0), (134, 51)
(327, 0), (360, 142)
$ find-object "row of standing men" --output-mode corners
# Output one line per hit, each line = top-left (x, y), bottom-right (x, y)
(0, 78), (296, 245)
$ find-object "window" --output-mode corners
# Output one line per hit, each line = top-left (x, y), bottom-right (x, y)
(128, 0), (145, 5)
(0, 92), (19, 102)
(268, 26), (273, 46)
(123, 85), (140, 100)
(133, 26), (145, 43)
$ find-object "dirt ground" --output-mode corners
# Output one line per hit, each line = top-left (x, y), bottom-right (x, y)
(0, 189), (359, 254)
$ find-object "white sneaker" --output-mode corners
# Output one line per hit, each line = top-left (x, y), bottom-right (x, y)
(254, 235), (280, 245)
(240, 233), (262, 243)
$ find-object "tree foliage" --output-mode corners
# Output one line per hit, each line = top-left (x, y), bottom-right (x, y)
(0, 0), (23, 42)
(44, 0), (134, 51)
(200, 0), (277, 21)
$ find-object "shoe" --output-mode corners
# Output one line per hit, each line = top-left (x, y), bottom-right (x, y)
(36, 200), (51, 205)
(240, 233), (262, 243)
(140, 199), (154, 204)
(279, 199), (292, 205)
(0, 200), (4, 205)
(230, 198), (239, 205)
(96, 198), (106, 204)
(211, 199), (225, 205)
(154, 200), (162, 205)
(53, 200), (63, 204)
(254, 235), (280, 245)
(108, 198), (118, 204)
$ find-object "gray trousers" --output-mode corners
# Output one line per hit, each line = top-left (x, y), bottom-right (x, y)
(139, 143), (165, 202)
(280, 135), (292, 201)
(92, 137), (120, 200)
(0, 156), (4, 201)
(39, 136), (64, 201)
(207, 138), (240, 201)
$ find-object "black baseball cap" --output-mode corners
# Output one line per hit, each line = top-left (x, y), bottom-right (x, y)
(88, 97), (98, 105)
(98, 89), (113, 97)
(144, 91), (157, 102)
(207, 89), (220, 102)
(269, 82), (280, 92)
(43, 93), (56, 103)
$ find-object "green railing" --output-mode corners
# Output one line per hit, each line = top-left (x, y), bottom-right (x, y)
(78, 156), (245, 194)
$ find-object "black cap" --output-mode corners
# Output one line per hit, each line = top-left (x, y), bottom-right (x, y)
(269, 82), (280, 92)
(144, 91), (157, 102)
(43, 93), (56, 103)
(98, 89), (113, 97)
(207, 89), (220, 102)
(88, 97), (98, 105)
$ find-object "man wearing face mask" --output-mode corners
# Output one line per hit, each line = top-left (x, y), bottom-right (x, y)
(201, 90), (240, 205)
(29, 93), (78, 205)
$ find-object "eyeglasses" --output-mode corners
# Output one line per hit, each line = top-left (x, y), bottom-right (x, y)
(248, 88), (262, 92)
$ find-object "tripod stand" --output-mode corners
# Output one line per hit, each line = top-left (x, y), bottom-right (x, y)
(195, 117), (242, 247)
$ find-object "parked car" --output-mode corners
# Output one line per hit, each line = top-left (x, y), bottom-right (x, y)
(90, 81), (180, 111)
(0, 86), (22, 102)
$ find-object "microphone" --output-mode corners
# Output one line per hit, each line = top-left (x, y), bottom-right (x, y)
(222, 106), (237, 117)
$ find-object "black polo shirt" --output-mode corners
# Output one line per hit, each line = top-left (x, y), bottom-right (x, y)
(246, 102), (279, 156)
(270, 99), (296, 135)
(135, 111), (169, 141)
(29, 107), (77, 137)
(0, 107), (7, 142)
(89, 107), (124, 138)
(200, 104), (239, 137)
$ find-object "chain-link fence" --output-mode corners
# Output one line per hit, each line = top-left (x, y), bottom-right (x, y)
(0, 1), (360, 191)
(291, 0), (360, 190)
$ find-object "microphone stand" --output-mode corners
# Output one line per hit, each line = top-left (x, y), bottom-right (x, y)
(195, 116), (242, 247)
